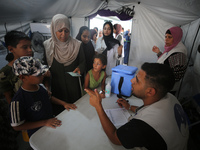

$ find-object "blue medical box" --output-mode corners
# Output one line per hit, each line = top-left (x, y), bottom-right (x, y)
(111, 65), (138, 97)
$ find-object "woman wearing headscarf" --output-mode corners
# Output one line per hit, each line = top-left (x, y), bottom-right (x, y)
(76, 26), (95, 73)
(152, 26), (187, 92)
(90, 29), (97, 49)
(43, 14), (85, 115)
(113, 24), (124, 65)
(102, 21), (122, 76)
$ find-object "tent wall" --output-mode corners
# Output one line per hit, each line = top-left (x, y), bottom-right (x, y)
(70, 17), (89, 38)
(128, 4), (200, 98)
(128, 4), (174, 69)
(178, 18), (200, 99)
(0, 22), (31, 41)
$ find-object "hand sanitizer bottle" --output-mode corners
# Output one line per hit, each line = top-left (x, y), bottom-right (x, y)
(105, 81), (111, 98)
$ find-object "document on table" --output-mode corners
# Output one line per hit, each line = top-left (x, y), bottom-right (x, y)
(105, 108), (131, 127)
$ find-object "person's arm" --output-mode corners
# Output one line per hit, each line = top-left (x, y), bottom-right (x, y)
(4, 91), (13, 104)
(84, 72), (90, 89)
(118, 45), (123, 57)
(13, 118), (62, 131)
(100, 72), (106, 98)
(51, 96), (77, 111)
(85, 89), (121, 145)
(117, 35), (123, 46)
(152, 46), (162, 57)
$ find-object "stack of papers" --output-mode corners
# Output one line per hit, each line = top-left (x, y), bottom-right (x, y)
(105, 108), (131, 127)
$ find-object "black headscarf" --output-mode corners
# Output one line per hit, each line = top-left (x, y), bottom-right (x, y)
(103, 22), (120, 50)
(76, 26), (89, 41)
(76, 26), (95, 73)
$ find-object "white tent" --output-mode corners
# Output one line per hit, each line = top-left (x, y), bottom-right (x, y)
(0, 0), (200, 99)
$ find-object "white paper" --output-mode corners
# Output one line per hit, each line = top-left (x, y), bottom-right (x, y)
(105, 108), (130, 127)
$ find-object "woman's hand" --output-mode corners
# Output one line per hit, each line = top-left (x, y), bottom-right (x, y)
(63, 103), (77, 111)
(73, 67), (81, 74)
(152, 46), (160, 54)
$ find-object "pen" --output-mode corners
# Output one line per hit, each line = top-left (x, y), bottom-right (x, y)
(116, 100), (129, 103)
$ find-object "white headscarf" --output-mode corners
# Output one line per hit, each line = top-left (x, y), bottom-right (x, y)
(44, 14), (81, 67)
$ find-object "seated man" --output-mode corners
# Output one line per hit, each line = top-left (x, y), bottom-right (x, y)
(85, 62), (189, 150)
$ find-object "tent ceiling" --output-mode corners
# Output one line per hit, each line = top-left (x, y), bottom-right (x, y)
(0, 0), (103, 24)
(0, 0), (200, 26)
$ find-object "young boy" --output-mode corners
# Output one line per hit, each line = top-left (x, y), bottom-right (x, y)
(10, 56), (77, 137)
(0, 31), (33, 104)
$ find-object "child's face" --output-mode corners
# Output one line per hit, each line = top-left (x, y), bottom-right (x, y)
(81, 30), (90, 44)
(23, 75), (44, 85)
(10, 39), (32, 59)
(93, 58), (105, 72)
(92, 34), (97, 41)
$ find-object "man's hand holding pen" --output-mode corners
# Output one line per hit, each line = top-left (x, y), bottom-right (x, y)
(116, 98), (130, 110)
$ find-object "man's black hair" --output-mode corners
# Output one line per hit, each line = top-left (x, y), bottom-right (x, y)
(141, 62), (175, 98)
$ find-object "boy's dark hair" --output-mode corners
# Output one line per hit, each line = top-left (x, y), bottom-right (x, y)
(4, 31), (30, 48)
(141, 62), (175, 98)
(93, 54), (107, 66)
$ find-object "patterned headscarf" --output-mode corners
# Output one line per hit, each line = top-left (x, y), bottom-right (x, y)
(43, 14), (81, 66)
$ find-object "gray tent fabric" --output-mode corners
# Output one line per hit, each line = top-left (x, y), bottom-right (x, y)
(0, 0), (200, 99)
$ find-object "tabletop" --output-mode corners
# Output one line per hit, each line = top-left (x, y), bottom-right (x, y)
(29, 93), (143, 150)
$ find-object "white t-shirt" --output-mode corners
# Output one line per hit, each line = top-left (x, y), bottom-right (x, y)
(95, 37), (106, 54)
(106, 44), (119, 76)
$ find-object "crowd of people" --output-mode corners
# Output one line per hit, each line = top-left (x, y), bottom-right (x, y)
(0, 13), (189, 150)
